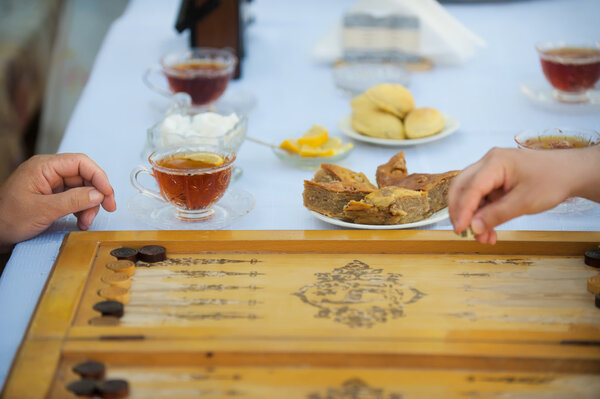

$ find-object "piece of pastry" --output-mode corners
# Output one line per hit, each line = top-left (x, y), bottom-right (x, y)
(392, 171), (460, 212)
(376, 151), (408, 188)
(303, 180), (375, 218)
(343, 186), (430, 225)
(351, 108), (405, 140)
(313, 164), (377, 189)
(404, 107), (446, 139)
(365, 83), (415, 118)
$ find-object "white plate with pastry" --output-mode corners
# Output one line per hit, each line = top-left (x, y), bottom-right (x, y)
(310, 207), (449, 230)
(338, 113), (460, 147)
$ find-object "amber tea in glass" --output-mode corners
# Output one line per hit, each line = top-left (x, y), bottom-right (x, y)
(165, 60), (232, 106)
(536, 41), (600, 103)
(143, 48), (237, 107)
(131, 145), (236, 221)
(514, 128), (600, 214)
(515, 128), (600, 150)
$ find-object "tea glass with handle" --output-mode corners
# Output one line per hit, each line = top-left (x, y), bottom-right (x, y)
(131, 144), (236, 221)
(143, 47), (237, 107)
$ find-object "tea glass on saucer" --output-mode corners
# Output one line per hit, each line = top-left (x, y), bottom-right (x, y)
(536, 41), (600, 104)
(131, 144), (236, 222)
(143, 47), (237, 109)
(514, 127), (600, 214)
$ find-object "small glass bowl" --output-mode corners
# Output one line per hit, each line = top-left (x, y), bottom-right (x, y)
(514, 127), (600, 150)
(333, 62), (410, 95)
(143, 94), (248, 159)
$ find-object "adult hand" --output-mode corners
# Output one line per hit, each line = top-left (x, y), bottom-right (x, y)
(448, 147), (599, 245)
(0, 153), (116, 246)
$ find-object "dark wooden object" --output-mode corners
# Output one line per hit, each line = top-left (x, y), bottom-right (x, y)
(176, 0), (250, 79)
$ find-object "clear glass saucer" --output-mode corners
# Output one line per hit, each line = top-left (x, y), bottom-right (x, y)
(520, 81), (600, 112)
(545, 197), (599, 215)
(127, 187), (255, 230)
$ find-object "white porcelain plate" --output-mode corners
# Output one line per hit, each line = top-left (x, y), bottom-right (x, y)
(338, 113), (460, 147)
(310, 207), (450, 230)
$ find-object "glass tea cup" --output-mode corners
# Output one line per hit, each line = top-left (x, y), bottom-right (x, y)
(143, 48), (237, 107)
(514, 127), (600, 213)
(536, 41), (600, 103)
(131, 144), (236, 221)
(514, 127), (600, 150)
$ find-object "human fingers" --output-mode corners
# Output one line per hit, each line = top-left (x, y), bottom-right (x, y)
(470, 185), (532, 235)
(474, 228), (491, 244)
(41, 187), (105, 223)
(61, 175), (86, 190)
(44, 154), (115, 204)
(448, 166), (480, 231)
(471, 222), (497, 245)
(64, 176), (115, 213)
(449, 152), (507, 233)
(101, 191), (117, 213)
(77, 206), (100, 230)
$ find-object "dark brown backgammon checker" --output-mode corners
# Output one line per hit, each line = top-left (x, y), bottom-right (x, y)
(109, 247), (138, 263)
(2, 231), (600, 398)
(137, 245), (167, 263)
(585, 249), (600, 268)
(72, 360), (106, 380)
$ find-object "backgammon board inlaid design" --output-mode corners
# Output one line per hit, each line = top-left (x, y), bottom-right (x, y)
(2, 230), (600, 398)
(294, 259), (426, 328)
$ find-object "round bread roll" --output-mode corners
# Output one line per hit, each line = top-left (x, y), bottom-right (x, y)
(350, 93), (379, 112)
(404, 107), (445, 139)
(351, 109), (405, 140)
(365, 83), (415, 118)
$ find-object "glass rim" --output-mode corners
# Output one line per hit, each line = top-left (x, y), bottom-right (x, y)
(514, 127), (600, 148)
(160, 47), (237, 77)
(148, 146), (236, 175)
(536, 41), (600, 61)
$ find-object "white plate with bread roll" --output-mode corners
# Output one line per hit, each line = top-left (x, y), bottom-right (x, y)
(338, 113), (459, 147)
(310, 207), (449, 230)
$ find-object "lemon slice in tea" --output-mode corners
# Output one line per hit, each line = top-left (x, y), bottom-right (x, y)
(185, 152), (225, 167)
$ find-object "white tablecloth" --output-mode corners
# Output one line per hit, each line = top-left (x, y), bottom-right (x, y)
(1, 0), (600, 389)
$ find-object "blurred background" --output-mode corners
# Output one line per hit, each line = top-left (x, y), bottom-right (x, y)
(0, 0), (129, 186)
(0, 0), (128, 270)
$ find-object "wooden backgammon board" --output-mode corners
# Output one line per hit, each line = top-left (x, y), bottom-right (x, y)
(3, 230), (600, 398)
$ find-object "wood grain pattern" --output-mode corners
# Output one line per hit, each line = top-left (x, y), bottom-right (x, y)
(2, 230), (600, 398)
(47, 360), (600, 399)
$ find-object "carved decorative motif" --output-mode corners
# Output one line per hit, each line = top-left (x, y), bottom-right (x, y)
(294, 260), (425, 328)
(307, 378), (402, 399)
